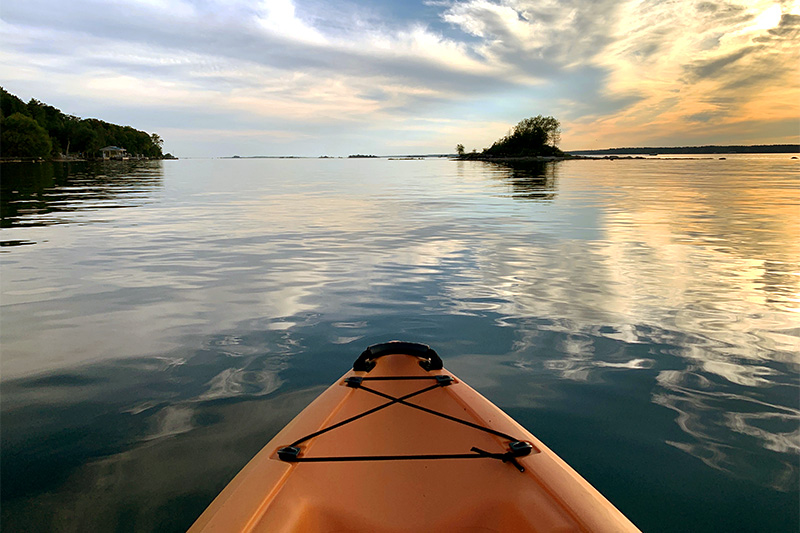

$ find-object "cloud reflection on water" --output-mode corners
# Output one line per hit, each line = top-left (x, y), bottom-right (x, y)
(443, 159), (800, 490)
(1, 157), (798, 528)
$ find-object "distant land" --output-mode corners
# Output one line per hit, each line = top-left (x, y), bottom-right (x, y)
(225, 154), (453, 159)
(226, 146), (799, 160)
(568, 144), (799, 155)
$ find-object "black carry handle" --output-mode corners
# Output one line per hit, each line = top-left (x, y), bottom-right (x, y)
(353, 342), (444, 372)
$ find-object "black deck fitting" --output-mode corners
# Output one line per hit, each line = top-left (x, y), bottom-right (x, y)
(345, 376), (364, 388)
(508, 441), (533, 457)
(277, 446), (301, 462)
(435, 375), (454, 386)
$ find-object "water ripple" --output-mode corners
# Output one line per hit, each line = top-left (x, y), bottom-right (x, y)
(1, 156), (798, 531)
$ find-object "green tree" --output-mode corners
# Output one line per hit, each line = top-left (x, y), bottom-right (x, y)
(1, 87), (27, 118)
(72, 123), (97, 154)
(456, 143), (465, 156)
(1, 112), (53, 157)
(26, 99), (48, 130)
(58, 115), (81, 155)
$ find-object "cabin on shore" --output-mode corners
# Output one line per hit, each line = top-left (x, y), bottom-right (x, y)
(100, 146), (128, 160)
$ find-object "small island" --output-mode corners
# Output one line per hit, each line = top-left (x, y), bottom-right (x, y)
(456, 115), (568, 162)
(0, 87), (173, 162)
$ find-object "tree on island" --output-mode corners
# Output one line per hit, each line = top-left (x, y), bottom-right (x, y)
(456, 143), (465, 156)
(459, 115), (563, 159)
(485, 115), (562, 157)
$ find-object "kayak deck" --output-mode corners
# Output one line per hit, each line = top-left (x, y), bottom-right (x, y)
(190, 343), (639, 532)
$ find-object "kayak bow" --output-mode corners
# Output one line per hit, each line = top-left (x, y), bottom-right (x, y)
(189, 341), (640, 532)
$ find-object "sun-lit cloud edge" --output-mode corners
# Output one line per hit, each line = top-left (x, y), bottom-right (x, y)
(564, 0), (800, 149)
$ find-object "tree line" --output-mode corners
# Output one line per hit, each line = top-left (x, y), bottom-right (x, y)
(457, 115), (564, 159)
(569, 145), (800, 155)
(0, 87), (164, 159)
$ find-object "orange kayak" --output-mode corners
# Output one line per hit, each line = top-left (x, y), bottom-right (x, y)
(189, 342), (640, 532)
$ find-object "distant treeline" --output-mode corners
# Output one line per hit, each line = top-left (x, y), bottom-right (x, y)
(1, 87), (164, 159)
(568, 145), (800, 155)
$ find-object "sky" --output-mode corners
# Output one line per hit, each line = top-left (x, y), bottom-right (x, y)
(1, 0), (799, 157)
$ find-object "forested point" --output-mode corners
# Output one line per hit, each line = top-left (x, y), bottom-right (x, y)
(0, 87), (166, 160)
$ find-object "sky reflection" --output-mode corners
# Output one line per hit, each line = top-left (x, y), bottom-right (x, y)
(1, 157), (798, 530)
(448, 158), (800, 491)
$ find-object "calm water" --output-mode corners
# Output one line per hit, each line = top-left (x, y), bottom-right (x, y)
(1, 156), (798, 532)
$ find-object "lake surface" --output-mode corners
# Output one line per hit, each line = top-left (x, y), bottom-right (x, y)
(1, 156), (798, 532)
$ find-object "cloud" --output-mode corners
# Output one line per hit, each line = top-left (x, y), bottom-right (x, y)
(441, 0), (620, 68)
(1, 0), (798, 154)
(566, 0), (800, 148)
(256, 0), (328, 44)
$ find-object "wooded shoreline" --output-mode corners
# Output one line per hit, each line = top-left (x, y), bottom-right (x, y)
(1, 88), (167, 161)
